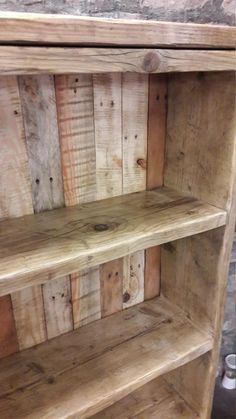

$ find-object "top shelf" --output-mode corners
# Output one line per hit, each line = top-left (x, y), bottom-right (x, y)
(0, 186), (226, 297)
(0, 11), (235, 49)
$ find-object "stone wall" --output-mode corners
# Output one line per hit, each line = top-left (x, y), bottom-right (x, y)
(1, 0), (235, 380)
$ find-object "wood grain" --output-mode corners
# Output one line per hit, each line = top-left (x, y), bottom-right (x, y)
(122, 73), (148, 308)
(92, 376), (199, 419)
(0, 75), (35, 353)
(93, 73), (123, 318)
(145, 75), (167, 300)
(55, 74), (100, 328)
(0, 297), (212, 419)
(0, 47), (235, 75)
(0, 12), (235, 48)
(19, 75), (73, 340)
(162, 71), (236, 417)
(0, 187), (227, 297)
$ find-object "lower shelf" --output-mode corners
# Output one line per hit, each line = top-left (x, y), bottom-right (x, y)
(0, 297), (212, 419)
(92, 376), (199, 418)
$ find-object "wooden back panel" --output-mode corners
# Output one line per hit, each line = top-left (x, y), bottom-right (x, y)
(0, 73), (166, 358)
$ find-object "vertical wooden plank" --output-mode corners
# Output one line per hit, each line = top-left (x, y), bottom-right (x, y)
(93, 73), (123, 317)
(19, 75), (73, 341)
(122, 73), (148, 308)
(0, 75), (41, 353)
(0, 296), (18, 358)
(145, 75), (167, 300)
(55, 74), (100, 328)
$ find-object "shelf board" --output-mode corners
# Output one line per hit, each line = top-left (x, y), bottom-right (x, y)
(92, 376), (199, 418)
(0, 297), (211, 419)
(0, 186), (226, 296)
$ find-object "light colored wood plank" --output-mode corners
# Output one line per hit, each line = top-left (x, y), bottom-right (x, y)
(93, 73), (122, 199)
(122, 73), (148, 308)
(0, 75), (40, 352)
(43, 276), (73, 339)
(0, 187), (227, 297)
(0, 47), (235, 75)
(19, 75), (72, 340)
(100, 259), (123, 317)
(93, 73), (123, 318)
(0, 12), (235, 48)
(162, 72), (236, 417)
(145, 75), (167, 300)
(71, 268), (101, 328)
(92, 376), (199, 419)
(0, 297), (212, 419)
(11, 285), (46, 349)
(0, 296), (18, 358)
(55, 74), (100, 328)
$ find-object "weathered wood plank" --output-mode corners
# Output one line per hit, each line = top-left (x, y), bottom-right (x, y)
(0, 12), (235, 48)
(0, 297), (212, 419)
(0, 47), (235, 75)
(122, 73), (148, 308)
(0, 296), (18, 358)
(55, 74), (100, 328)
(19, 75), (73, 340)
(93, 73), (123, 317)
(163, 72), (236, 417)
(0, 75), (37, 352)
(145, 75), (167, 300)
(92, 376), (199, 419)
(0, 187), (226, 297)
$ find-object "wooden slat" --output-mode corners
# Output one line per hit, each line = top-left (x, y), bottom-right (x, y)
(145, 74), (167, 300)
(55, 74), (100, 328)
(92, 376), (199, 419)
(0, 187), (227, 297)
(0, 47), (235, 75)
(0, 12), (235, 48)
(19, 75), (73, 340)
(122, 73), (148, 308)
(0, 296), (18, 358)
(93, 73), (123, 317)
(0, 75), (36, 354)
(0, 297), (212, 419)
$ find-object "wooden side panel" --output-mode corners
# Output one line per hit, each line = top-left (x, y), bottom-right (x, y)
(145, 75), (167, 300)
(122, 73), (148, 308)
(19, 75), (73, 341)
(0, 296), (18, 358)
(55, 74), (100, 328)
(163, 72), (236, 417)
(93, 73), (123, 317)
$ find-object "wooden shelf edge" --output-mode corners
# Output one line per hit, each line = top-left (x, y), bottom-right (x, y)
(0, 186), (226, 296)
(0, 47), (235, 75)
(0, 11), (235, 49)
(0, 296), (212, 419)
(91, 376), (200, 418)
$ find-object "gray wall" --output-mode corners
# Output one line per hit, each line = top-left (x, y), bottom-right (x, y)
(1, 0), (235, 378)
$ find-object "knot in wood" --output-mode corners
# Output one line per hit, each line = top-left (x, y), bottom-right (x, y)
(123, 292), (130, 303)
(142, 52), (160, 73)
(94, 223), (109, 232)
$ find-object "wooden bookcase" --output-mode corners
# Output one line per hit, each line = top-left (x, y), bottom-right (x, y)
(0, 11), (235, 419)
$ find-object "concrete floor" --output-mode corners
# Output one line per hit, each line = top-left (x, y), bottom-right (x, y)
(212, 377), (236, 419)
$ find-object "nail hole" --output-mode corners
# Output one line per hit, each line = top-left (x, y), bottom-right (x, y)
(35, 178), (40, 184)
(165, 94), (168, 100)
(49, 177), (53, 182)
(111, 100), (114, 107)
(75, 78), (79, 82)
(14, 110), (18, 115)
(115, 271), (118, 276)
(123, 292), (130, 303)
(74, 89), (77, 94)
(52, 296), (55, 300)
(156, 95), (160, 101)
(100, 101), (103, 106)
(61, 293), (64, 298)
(108, 273), (112, 279)
(134, 134), (138, 139)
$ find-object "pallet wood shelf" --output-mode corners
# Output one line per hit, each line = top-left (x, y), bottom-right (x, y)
(0, 297), (212, 419)
(92, 377), (199, 418)
(0, 11), (235, 419)
(0, 186), (226, 296)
